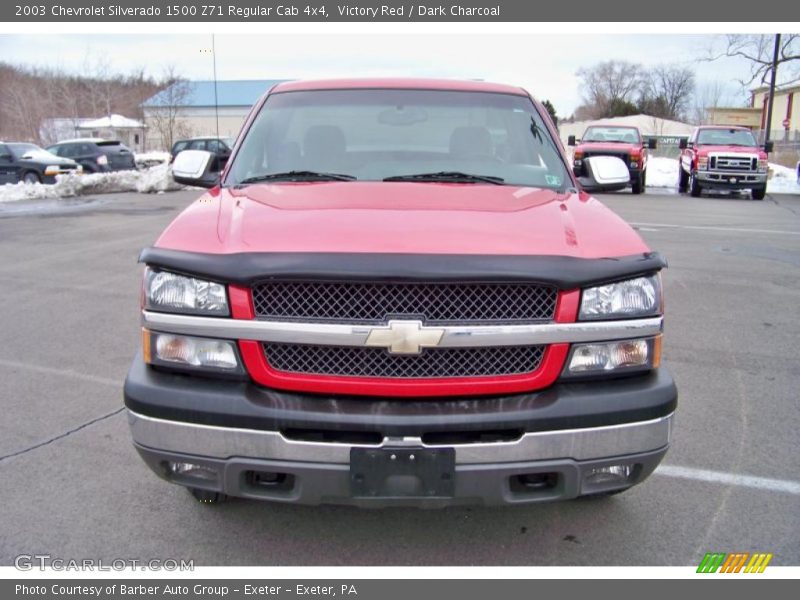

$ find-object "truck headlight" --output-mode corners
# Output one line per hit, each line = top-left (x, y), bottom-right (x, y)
(563, 336), (661, 377)
(697, 157), (709, 170)
(144, 268), (229, 315)
(579, 275), (661, 320)
(758, 159), (768, 173)
(143, 330), (243, 373)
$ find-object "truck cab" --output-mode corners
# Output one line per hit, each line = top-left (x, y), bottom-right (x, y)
(679, 126), (771, 200)
(568, 125), (656, 194)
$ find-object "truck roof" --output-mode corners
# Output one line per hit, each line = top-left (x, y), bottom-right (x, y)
(271, 78), (528, 96)
(696, 125), (751, 131)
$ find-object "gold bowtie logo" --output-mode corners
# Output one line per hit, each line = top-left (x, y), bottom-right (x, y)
(364, 320), (445, 355)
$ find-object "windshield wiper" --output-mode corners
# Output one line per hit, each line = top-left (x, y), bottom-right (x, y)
(383, 171), (504, 185)
(236, 170), (356, 185)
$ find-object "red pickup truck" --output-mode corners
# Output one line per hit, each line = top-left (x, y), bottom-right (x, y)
(568, 125), (657, 194)
(679, 126), (772, 200)
(125, 79), (676, 507)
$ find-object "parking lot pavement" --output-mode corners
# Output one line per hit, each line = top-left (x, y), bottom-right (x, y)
(0, 189), (798, 566)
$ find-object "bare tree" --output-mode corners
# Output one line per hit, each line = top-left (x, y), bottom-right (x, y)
(706, 34), (800, 87)
(640, 64), (695, 121)
(576, 60), (645, 118)
(0, 60), (164, 144)
(147, 66), (193, 151)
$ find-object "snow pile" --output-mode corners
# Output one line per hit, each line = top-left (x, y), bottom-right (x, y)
(0, 163), (182, 203)
(767, 163), (800, 195)
(135, 151), (170, 168)
(645, 157), (680, 188)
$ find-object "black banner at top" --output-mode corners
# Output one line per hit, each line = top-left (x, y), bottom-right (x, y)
(3, 0), (799, 21)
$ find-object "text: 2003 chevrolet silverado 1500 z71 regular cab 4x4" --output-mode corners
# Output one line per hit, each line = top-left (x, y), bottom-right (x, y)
(124, 79), (677, 507)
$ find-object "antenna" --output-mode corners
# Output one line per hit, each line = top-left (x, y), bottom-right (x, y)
(212, 34), (220, 140)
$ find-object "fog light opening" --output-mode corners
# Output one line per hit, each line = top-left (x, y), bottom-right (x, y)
(584, 463), (636, 487)
(510, 472), (559, 495)
(163, 461), (218, 483)
(244, 470), (295, 492)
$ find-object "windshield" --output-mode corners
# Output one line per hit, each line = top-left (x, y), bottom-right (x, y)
(8, 143), (42, 158)
(226, 89), (570, 190)
(582, 126), (641, 144)
(696, 128), (757, 146)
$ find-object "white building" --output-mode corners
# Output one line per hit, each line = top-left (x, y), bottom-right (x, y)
(141, 80), (289, 151)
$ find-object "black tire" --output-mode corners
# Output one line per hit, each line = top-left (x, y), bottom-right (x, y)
(752, 186), (766, 201)
(188, 487), (228, 504)
(689, 171), (702, 197)
(678, 166), (689, 192)
(22, 171), (41, 184)
(631, 172), (645, 195)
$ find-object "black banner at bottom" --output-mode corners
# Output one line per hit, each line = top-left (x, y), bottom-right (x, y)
(2, 579), (795, 600)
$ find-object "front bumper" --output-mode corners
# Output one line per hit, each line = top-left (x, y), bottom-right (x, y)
(125, 355), (676, 506)
(695, 171), (767, 190)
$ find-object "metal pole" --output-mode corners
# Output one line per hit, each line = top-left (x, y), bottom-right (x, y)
(212, 34), (220, 140)
(763, 33), (781, 146)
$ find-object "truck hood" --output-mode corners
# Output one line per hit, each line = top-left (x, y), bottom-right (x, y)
(575, 142), (639, 153)
(155, 181), (649, 259)
(696, 145), (767, 159)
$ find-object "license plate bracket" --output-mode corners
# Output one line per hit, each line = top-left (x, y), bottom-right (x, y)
(350, 447), (455, 498)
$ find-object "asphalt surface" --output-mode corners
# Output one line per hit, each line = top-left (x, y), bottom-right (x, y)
(0, 187), (798, 566)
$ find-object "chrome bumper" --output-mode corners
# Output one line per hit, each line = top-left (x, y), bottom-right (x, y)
(128, 410), (673, 465)
(695, 171), (767, 184)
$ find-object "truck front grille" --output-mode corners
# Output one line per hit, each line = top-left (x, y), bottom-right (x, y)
(710, 155), (757, 172)
(252, 281), (558, 324)
(263, 343), (546, 379)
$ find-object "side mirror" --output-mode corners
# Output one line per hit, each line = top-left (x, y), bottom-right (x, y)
(678, 139), (688, 150)
(171, 150), (219, 188)
(577, 156), (631, 192)
(764, 140), (774, 153)
(0, 152), (12, 161)
(567, 135), (577, 146)
(648, 138), (658, 150)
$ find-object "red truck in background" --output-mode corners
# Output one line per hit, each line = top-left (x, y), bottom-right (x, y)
(568, 125), (657, 194)
(125, 79), (676, 507)
(679, 126), (773, 200)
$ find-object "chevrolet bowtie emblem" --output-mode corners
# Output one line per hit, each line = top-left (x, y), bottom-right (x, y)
(364, 320), (445, 355)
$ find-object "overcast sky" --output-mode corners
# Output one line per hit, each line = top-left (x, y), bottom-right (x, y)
(0, 34), (762, 116)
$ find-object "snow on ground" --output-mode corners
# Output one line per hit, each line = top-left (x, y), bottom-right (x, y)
(768, 163), (800, 195)
(645, 157), (679, 188)
(0, 163), (182, 203)
(646, 157), (800, 194)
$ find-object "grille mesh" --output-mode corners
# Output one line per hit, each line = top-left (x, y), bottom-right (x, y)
(264, 343), (545, 379)
(252, 281), (557, 324)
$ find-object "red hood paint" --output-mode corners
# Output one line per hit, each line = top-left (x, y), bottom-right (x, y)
(695, 144), (767, 159)
(155, 182), (649, 259)
(574, 141), (641, 153)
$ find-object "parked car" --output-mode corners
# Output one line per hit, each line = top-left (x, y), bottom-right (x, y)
(46, 139), (136, 173)
(0, 141), (82, 184)
(127, 79), (676, 507)
(568, 125), (656, 194)
(679, 126), (772, 200)
(170, 136), (234, 173)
